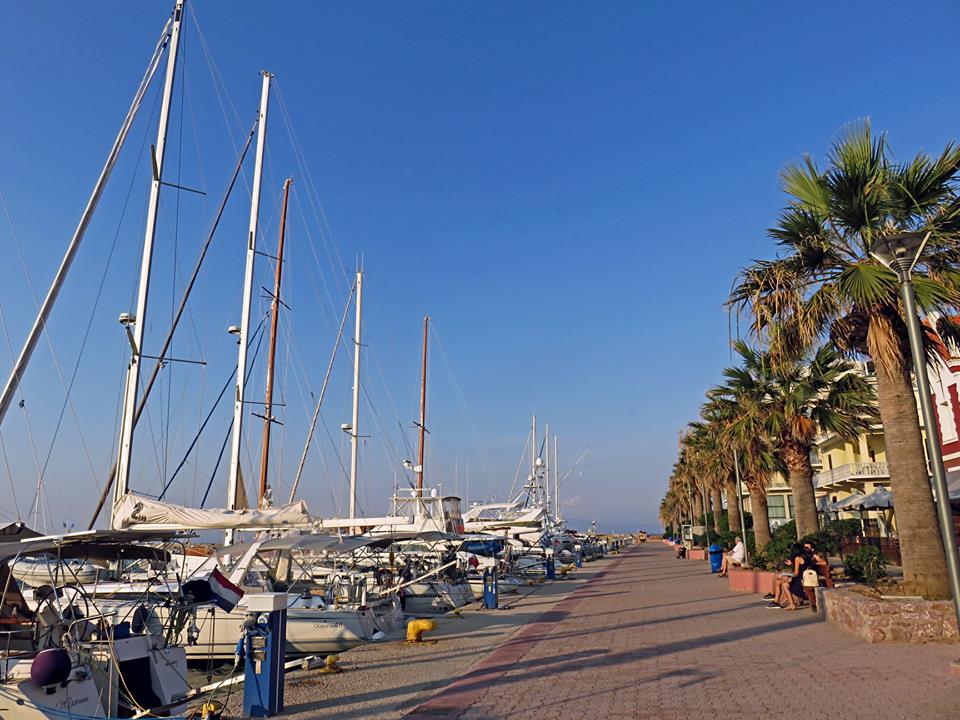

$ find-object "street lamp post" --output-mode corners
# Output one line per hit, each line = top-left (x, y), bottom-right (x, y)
(733, 451), (750, 567)
(870, 230), (960, 638)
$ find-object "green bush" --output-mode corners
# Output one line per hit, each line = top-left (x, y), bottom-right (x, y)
(844, 546), (887, 585)
(758, 521), (798, 570)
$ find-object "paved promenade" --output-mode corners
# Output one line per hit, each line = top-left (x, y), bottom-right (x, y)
(408, 543), (960, 720)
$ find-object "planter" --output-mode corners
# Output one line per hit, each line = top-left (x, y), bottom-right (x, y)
(727, 567), (777, 594)
(687, 548), (707, 561)
(821, 589), (959, 643)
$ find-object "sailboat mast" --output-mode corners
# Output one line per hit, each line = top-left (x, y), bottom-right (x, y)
(348, 270), (363, 526)
(530, 414), (537, 480)
(258, 177), (292, 507)
(544, 422), (550, 511)
(226, 71), (271, 544)
(112, 0), (185, 523)
(416, 315), (430, 496)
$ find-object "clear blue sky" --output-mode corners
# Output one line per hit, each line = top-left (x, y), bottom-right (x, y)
(0, 1), (958, 533)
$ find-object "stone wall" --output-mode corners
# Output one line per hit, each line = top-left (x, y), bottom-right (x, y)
(821, 588), (959, 643)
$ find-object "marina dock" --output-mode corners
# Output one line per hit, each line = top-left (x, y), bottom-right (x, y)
(266, 544), (960, 720)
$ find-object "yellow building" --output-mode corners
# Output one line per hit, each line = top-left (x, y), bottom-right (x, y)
(811, 425), (895, 536)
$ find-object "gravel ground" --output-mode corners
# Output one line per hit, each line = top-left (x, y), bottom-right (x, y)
(222, 563), (602, 719)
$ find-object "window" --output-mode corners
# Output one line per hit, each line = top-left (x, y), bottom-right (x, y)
(869, 448), (876, 462)
(768, 495), (786, 519)
(786, 494), (794, 518)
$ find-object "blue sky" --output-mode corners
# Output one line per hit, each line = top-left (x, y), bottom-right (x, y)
(0, 1), (958, 533)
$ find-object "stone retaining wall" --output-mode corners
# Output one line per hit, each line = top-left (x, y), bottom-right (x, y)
(821, 588), (959, 643)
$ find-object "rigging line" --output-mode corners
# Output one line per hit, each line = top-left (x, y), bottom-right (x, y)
(430, 323), (499, 492)
(360, 380), (405, 472)
(290, 186), (340, 328)
(507, 435), (531, 502)
(319, 412), (351, 485)
(0, 306), (46, 529)
(85, 119), (259, 529)
(188, 4), (251, 197)
(0, 15), (171, 435)
(199, 313), (269, 508)
(0, 427), (19, 521)
(290, 282), (355, 501)
(163, 27), (189, 488)
(274, 84), (350, 298)
(0, 69), (163, 497)
(180, 33), (211, 508)
(159, 316), (266, 500)
(0, 193), (106, 488)
(367, 343), (410, 454)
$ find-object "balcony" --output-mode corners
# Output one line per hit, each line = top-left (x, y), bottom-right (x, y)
(813, 461), (889, 489)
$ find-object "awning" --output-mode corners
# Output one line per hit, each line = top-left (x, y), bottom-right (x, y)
(855, 488), (894, 511)
(831, 494), (867, 511)
(0, 529), (175, 563)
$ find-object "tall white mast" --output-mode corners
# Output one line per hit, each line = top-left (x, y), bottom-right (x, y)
(530, 415), (537, 480)
(348, 270), (364, 529)
(544, 422), (550, 512)
(225, 71), (272, 545)
(112, 0), (185, 524)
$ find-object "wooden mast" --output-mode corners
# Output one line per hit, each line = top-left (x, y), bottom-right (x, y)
(258, 178), (292, 507)
(416, 315), (430, 496)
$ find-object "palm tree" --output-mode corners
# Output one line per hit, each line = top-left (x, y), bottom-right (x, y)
(698, 400), (743, 534)
(685, 421), (730, 535)
(708, 371), (783, 551)
(730, 121), (960, 598)
(729, 339), (878, 538)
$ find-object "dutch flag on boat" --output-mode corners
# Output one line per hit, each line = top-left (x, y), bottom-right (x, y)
(209, 568), (244, 611)
(183, 568), (244, 612)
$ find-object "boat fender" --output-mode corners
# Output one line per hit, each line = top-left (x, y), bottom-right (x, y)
(406, 619), (436, 643)
(30, 648), (71, 687)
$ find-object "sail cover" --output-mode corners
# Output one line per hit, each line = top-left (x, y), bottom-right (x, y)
(113, 493), (311, 531)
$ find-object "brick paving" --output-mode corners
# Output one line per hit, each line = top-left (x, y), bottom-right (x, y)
(407, 543), (960, 720)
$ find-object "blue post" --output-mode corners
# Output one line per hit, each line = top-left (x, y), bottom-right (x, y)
(575, 551), (583, 568)
(483, 568), (499, 609)
(545, 555), (556, 580)
(242, 594), (287, 718)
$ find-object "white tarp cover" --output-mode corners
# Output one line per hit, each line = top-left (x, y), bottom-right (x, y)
(113, 493), (311, 530)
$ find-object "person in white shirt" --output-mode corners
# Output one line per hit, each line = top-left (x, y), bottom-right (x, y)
(719, 537), (745, 576)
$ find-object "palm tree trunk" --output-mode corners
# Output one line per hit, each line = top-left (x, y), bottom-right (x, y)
(748, 485), (771, 550)
(711, 485), (723, 534)
(783, 445), (819, 538)
(692, 491), (702, 525)
(725, 474), (742, 533)
(873, 360), (949, 599)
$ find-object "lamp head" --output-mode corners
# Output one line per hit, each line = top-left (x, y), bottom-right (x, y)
(869, 230), (930, 279)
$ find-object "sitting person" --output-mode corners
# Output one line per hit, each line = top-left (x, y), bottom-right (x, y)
(718, 536), (745, 577)
(765, 557), (796, 608)
(675, 544), (687, 559)
(803, 541), (834, 588)
(765, 544), (812, 611)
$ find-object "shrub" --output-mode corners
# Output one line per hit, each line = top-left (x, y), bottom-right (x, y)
(758, 521), (798, 570)
(844, 546), (887, 585)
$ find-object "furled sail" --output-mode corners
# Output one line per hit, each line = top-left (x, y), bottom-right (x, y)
(113, 493), (311, 530)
